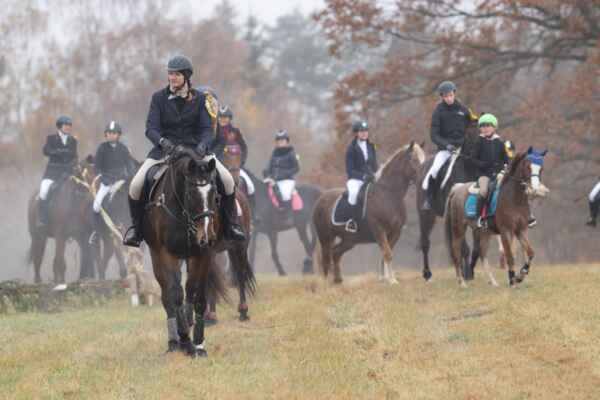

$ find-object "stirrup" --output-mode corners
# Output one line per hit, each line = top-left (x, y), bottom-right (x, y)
(585, 219), (596, 227)
(345, 220), (358, 233)
(123, 226), (142, 247)
(477, 217), (486, 229)
(421, 199), (432, 211)
(88, 231), (99, 245)
(528, 218), (537, 228)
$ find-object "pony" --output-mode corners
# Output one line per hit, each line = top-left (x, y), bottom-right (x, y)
(445, 148), (547, 287)
(312, 142), (426, 284)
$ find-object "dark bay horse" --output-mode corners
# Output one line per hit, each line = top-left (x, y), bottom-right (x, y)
(313, 142), (426, 284)
(27, 170), (96, 283)
(445, 148), (547, 287)
(245, 170), (321, 276)
(416, 121), (480, 281)
(143, 148), (255, 357)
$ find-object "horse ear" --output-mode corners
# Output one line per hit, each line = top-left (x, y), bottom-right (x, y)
(85, 154), (95, 164)
(408, 141), (415, 151)
(527, 146), (533, 154)
(208, 157), (216, 171)
(541, 149), (548, 156)
(187, 158), (197, 174)
(420, 140), (426, 149)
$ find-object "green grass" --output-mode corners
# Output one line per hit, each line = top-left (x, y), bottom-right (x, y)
(2, 265), (600, 399)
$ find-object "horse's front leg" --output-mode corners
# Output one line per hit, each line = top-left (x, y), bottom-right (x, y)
(515, 230), (534, 283)
(478, 232), (499, 287)
(500, 232), (518, 286)
(373, 227), (397, 285)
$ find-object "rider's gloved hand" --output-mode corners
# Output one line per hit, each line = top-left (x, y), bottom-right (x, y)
(159, 137), (175, 154)
(363, 172), (375, 183)
(446, 144), (456, 152)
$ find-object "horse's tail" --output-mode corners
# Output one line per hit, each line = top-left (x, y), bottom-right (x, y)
(206, 259), (229, 304)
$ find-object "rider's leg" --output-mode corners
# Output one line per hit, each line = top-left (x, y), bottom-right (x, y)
(422, 150), (452, 209)
(477, 176), (490, 228)
(210, 155), (245, 241)
(90, 183), (111, 244)
(38, 179), (54, 225)
(239, 169), (257, 218)
(123, 158), (163, 247)
(586, 182), (600, 227)
(346, 179), (363, 232)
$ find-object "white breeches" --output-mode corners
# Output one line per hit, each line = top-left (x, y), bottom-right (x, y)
(276, 179), (295, 201)
(39, 179), (54, 200)
(422, 150), (452, 190)
(239, 168), (255, 195)
(589, 181), (600, 202)
(129, 154), (235, 200)
(93, 183), (111, 213)
(346, 179), (364, 206)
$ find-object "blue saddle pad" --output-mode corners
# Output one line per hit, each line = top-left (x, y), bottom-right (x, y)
(465, 194), (478, 219)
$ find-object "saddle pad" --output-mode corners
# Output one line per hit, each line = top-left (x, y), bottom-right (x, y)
(145, 164), (168, 202)
(464, 193), (478, 219)
(331, 183), (371, 225)
(267, 185), (303, 211)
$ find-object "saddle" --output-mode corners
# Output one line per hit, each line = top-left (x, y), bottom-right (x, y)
(332, 183), (371, 227)
(464, 180), (501, 223)
(142, 163), (169, 203)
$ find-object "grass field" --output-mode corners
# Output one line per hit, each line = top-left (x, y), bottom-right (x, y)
(2, 265), (600, 400)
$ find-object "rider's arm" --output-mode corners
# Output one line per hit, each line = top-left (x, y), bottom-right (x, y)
(145, 92), (162, 147)
(42, 136), (58, 157)
(371, 144), (379, 173)
(94, 144), (105, 175)
(430, 106), (447, 149)
(197, 93), (216, 150)
(239, 133), (249, 166)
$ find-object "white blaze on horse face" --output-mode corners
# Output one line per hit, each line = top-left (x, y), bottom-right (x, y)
(197, 184), (212, 240)
(530, 164), (541, 191)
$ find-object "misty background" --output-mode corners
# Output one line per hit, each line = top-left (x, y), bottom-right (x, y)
(1, 0), (598, 282)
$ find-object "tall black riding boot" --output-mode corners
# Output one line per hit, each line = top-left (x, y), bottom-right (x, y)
(223, 192), (246, 242)
(123, 197), (144, 247)
(476, 195), (487, 228)
(38, 199), (50, 227)
(89, 212), (104, 245)
(586, 200), (599, 227)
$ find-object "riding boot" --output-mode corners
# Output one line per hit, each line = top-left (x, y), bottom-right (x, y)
(346, 204), (360, 233)
(586, 200), (598, 227)
(248, 192), (259, 223)
(38, 199), (50, 227)
(89, 212), (104, 245)
(222, 192), (246, 242)
(123, 197), (144, 247)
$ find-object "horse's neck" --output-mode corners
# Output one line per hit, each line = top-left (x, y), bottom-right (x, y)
(375, 168), (411, 200)
(502, 172), (529, 207)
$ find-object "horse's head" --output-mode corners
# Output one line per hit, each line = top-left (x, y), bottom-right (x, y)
(172, 149), (219, 247)
(509, 147), (548, 196)
(79, 154), (97, 187)
(376, 141), (426, 185)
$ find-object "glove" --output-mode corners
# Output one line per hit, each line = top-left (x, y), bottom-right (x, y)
(446, 144), (456, 152)
(363, 172), (375, 183)
(159, 137), (175, 153)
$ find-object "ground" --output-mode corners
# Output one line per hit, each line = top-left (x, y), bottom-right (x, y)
(2, 265), (600, 399)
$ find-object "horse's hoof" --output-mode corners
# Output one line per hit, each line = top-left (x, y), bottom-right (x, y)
(423, 270), (432, 281)
(239, 314), (250, 322)
(387, 278), (399, 285)
(489, 281), (499, 287)
(277, 270), (287, 277)
(180, 340), (197, 357)
(333, 277), (343, 284)
(166, 340), (180, 353)
(196, 348), (208, 357)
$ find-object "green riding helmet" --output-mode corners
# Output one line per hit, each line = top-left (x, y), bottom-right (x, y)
(478, 113), (498, 128)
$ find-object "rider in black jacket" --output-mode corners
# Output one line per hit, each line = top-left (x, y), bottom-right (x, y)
(38, 115), (78, 225)
(263, 130), (300, 215)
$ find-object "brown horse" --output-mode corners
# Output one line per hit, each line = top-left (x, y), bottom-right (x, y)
(313, 142), (425, 284)
(143, 148), (255, 357)
(27, 169), (96, 283)
(445, 148), (547, 287)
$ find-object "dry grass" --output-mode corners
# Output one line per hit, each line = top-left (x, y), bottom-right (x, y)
(2, 265), (600, 399)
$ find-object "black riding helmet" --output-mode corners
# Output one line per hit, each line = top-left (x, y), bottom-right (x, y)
(104, 120), (122, 134)
(352, 120), (369, 133)
(167, 55), (193, 81)
(275, 129), (290, 141)
(218, 105), (233, 119)
(56, 115), (72, 129)
(438, 81), (456, 95)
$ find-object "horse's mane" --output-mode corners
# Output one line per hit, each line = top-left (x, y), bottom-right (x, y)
(375, 142), (424, 181)
(506, 151), (529, 177)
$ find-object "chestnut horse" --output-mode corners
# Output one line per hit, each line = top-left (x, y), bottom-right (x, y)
(445, 148), (547, 287)
(313, 142), (425, 284)
(143, 148), (255, 357)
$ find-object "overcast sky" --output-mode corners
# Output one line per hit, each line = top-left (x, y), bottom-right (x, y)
(190, 0), (326, 25)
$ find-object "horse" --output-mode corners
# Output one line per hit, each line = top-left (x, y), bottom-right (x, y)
(245, 169), (321, 276)
(27, 166), (96, 284)
(313, 142), (426, 284)
(143, 148), (255, 357)
(445, 148), (547, 287)
(415, 121), (480, 281)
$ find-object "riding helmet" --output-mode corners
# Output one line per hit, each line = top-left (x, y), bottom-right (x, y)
(478, 113), (498, 128)
(56, 115), (72, 129)
(352, 120), (369, 133)
(218, 105), (233, 119)
(275, 129), (290, 141)
(167, 55), (193, 80)
(104, 120), (122, 134)
(437, 81), (457, 95)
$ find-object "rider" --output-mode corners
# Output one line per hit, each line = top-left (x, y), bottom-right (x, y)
(422, 81), (476, 210)
(211, 105), (256, 210)
(263, 130), (300, 217)
(471, 114), (509, 228)
(38, 115), (78, 226)
(89, 121), (135, 243)
(345, 120), (378, 233)
(585, 179), (600, 227)
(123, 55), (246, 247)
